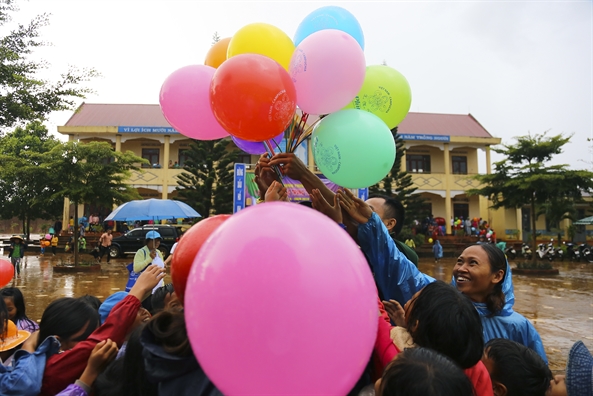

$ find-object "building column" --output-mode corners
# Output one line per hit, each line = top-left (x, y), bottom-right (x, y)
(485, 145), (492, 174)
(62, 198), (70, 234)
(516, 208), (522, 240)
(115, 134), (122, 152)
(444, 143), (452, 234)
(162, 135), (170, 199)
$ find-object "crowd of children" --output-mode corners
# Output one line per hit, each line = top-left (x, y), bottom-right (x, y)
(0, 152), (591, 395)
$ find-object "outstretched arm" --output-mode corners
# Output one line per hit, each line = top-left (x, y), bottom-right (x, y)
(338, 189), (434, 305)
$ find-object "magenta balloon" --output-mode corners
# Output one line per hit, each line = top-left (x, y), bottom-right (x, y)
(184, 202), (377, 395)
(231, 132), (284, 155)
(159, 65), (229, 140)
(289, 29), (366, 115)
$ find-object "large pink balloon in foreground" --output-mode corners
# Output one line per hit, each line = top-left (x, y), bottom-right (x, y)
(159, 65), (229, 140)
(184, 202), (378, 395)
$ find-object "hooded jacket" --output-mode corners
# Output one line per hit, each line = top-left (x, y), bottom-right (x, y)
(358, 212), (548, 363)
(140, 325), (222, 396)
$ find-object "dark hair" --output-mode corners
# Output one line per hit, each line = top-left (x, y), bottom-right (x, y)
(485, 338), (552, 396)
(144, 310), (191, 357)
(78, 294), (102, 312)
(39, 297), (100, 345)
(370, 195), (405, 236)
(406, 281), (483, 369)
(121, 325), (157, 396)
(0, 287), (36, 329)
(150, 283), (174, 314)
(94, 356), (124, 396)
(379, 348), (475, 396)
(474, 243), (507, 315)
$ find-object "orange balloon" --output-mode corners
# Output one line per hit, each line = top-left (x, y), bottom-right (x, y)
(171, 215), (231, 305)
(210, 53), (297, 142)
(0, 259), (14, 287)
(205, 37), (231, 69)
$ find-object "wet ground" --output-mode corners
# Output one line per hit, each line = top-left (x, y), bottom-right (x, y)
(3, 253), (592, 371)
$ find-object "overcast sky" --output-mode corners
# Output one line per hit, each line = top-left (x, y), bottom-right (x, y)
(10, 0), (593, 170)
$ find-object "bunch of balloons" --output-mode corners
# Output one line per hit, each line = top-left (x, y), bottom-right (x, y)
(159, 5), (412, 189)
(160, 9), (414, 392)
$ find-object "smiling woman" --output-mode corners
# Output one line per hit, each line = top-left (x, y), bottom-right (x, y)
(355, 201), (548, 363)
(453, 244), (506, 315)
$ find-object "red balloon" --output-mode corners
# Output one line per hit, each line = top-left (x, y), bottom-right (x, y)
(210, 53), (297, 142)
(0, 259), (14, 287)
(171, 215), (231, 305)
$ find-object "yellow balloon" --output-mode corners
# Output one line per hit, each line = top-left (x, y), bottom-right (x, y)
(344, 65), (412, 129)
(428, 238), (434, 243)
(227, 23), (295, 71)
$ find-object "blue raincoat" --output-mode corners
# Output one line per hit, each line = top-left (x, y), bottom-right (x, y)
(358, 212), (548, 363)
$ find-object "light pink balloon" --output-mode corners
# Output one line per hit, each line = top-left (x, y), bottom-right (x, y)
(159, 65), (229, 140)
(289, 29), (366, 115)
(184, 202), (378, 395)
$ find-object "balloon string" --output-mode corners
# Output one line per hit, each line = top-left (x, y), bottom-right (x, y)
(263, 139), (285, 187)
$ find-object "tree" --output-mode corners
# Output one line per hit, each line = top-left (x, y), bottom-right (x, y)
(468, 132), (593, 263)
(0, 1), (98, 130)
(0, 121), (62, 239)
(44, 141), (146, 265)
(176, 139), (237, 218)
(369, 127), (427, 236)
(537, 197), (578, 244)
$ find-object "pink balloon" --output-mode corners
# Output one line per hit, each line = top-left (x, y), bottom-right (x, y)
(184, 202), (377, 395)
(159, 65), (229, 140)
(289, 29), (366, 115)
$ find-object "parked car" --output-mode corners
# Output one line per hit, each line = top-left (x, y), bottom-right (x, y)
(109, 225), (182, 259)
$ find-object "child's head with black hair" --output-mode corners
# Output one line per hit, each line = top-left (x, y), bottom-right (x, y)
(376, 348), (475, 396)
(78, 294), (102, 312)
(1, 287), (36, 328)
(150, 283), (181, 314)
(39, 297), (100, 351)
(482, 338), (552, 396)
(405, 280), (484, 369)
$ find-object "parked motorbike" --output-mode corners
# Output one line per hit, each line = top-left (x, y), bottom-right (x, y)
(537, 243), (554, 261)
(521, 243), (533, 260)
(566, 243), (581, 261)
(579, 244), (593, 263)
(504, 246), (517, 260)
(555, 245), (564, 261)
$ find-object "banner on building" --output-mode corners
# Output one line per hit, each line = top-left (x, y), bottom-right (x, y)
(233, 163), (246, 213)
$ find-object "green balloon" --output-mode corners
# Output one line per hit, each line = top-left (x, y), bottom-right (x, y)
(344, 65), (412, 129)
(312, 109), (396, 188)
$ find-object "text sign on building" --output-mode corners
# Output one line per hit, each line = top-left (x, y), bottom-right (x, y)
(118, 126), (180, 134)
(233, 163), (246, 214)
(400, 134), (450, 142)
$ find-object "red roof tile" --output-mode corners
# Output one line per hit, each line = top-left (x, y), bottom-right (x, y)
(64, 104), (493, 139)
(397, 112), (493, 138)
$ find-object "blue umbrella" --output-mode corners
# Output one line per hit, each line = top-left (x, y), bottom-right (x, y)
(104, 199), (201, 221)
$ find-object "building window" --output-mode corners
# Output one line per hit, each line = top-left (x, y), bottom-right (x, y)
(178, 149), (189, 168)
(452, 156), (467, 174)
(236, 152), (252, 165)
(453, 203), (469, 220)
(406, 155), (431, 173)
(142, 149), (160, 168)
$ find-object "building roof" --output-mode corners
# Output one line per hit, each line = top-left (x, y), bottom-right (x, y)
(397, 112), (492, 138)
(65, 103), (171, 127)
(63, 103), (493, 139)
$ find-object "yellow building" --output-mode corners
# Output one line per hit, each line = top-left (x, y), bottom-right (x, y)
(59, 103), (590, 241)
